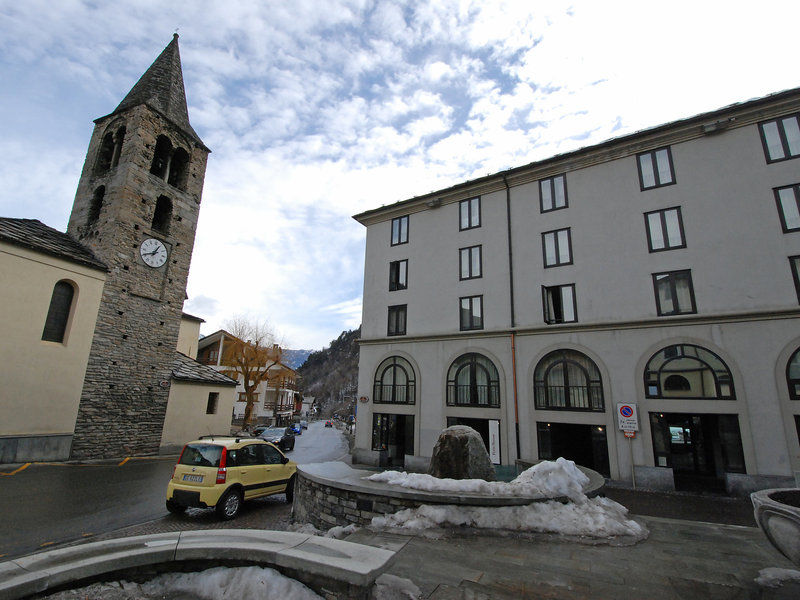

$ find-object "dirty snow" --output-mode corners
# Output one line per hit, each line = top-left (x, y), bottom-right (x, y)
(371, 574), (422, 600)
(45, 565), (321, 599)
(371, 496), (646, 540)
(755, 567), (800, 588)
(368, 457), (590, 502)
(288, 522), (359, 539)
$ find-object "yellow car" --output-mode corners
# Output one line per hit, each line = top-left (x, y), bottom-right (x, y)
(166, 436), (297, 520)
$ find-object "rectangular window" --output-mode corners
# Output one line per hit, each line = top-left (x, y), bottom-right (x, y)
(460, 295), (483, 330)
(389, 259), (408, 291)
(790, 256), (800, 304)
(542, 228), (572, 267)
(388, 304), (407, 336)
(540, 174), (567, 212)
(775, 184), (800, 233)
(459, 245), (482, 280)
(652, 270), (696, 316)
(542, 284), (576, 324)
(459, 197), (480, 230)
(206, 392), (219, 415)
(637, 147), (675, 190)
(645, 207), (686, 252)
(760, 114), (800, 163)
(391, 215), (408, 245)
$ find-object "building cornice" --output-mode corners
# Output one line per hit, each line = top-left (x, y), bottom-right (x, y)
(353, 87), (800, 227)
(357, 308), (800, 346)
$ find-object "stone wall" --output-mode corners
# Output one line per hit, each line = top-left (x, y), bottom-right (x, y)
(293, 471), (420, 529)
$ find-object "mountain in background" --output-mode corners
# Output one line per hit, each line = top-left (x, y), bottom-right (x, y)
(298, 327), (360, 417)
(282, 348), (313, 370)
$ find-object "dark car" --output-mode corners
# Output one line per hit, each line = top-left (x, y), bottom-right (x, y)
(257, 427), (296, 451)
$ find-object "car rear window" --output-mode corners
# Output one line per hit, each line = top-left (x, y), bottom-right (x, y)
(179, 444), (223, 468)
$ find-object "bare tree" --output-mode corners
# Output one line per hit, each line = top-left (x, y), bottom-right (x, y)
(221, 317), (285, 430)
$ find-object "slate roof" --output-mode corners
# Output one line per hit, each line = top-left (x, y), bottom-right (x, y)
(171, 351), (238, 386)
(181, 312), (205, 323)
(107, 34), (205, 148)
(0, 218), (107, 271)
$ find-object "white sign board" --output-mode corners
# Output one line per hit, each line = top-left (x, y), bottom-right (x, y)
(488, 419), (501, 464)
(616, 403), (639, 432)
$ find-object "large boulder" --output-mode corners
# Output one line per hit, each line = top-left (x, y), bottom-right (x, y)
(428, 425), (495, 481)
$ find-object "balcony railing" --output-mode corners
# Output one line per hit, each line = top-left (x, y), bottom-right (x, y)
(373, 384), (415, 404)
(534, 384), (604, 411)
(446, 383), (500, 407)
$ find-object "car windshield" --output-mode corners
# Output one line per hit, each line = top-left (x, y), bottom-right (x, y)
(260, 428), (284, 436)
(179, 444), (223, 467)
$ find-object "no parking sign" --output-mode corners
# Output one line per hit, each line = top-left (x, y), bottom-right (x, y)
(616, 403), (639, 432)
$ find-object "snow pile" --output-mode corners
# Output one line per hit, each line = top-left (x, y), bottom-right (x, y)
(755, 567), (800, 588)
(368, 457), (589, 502)
(46, 566), (321, 599)
(371, 573), (422, 599)
(372, 496), (645, 540)
(288, 521), (359, 539)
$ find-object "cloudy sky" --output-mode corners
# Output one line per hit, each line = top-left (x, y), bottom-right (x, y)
(1, 1), (798, 350)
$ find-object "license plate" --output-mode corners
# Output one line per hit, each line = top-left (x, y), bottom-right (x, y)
(182, 474), (203, 482)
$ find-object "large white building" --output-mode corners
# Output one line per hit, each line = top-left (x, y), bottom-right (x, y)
(353, 87), (800, 495)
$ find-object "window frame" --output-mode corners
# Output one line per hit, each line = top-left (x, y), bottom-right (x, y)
(373, 356), (416, 405)
(790, 256), (800, 304)
(387, 304), (407, 336)
(539, 174), (568, 213)
(459, 197), (481, 231)
(759, 114), (800, 163)
(644, 344), (735, 400)
(391, 215), (409, 246)
(459, 245), (482, 280)
(652, 269), (697, 316)
(389, 259), (408, 291)
(774, 184), (800, 233)
(459, 295), (484, 331)
(446, 353), (500, 408)
(533, 349), (605, 412)
(541, 227), (573, 268)
(542, 283), (577, 324)
(41, 280), (76, 344)
(206, 392), (219, 415)
(644, 206), (686, 252)
(637, 146), (676, 191)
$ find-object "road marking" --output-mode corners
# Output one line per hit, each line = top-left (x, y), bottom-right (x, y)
(118, 457), (131, 466)
(0, 463), (30, 476)
(40, 541), (55, 547)
(82, 533), (93, 538)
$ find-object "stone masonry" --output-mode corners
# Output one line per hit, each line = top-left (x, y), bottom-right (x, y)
(68, 36), (210, 459)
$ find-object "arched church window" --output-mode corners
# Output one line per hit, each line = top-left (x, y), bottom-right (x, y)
(644, 344), (735, 399)
(87, 186), (105, 226)
(42, 280), (75, 343)
(151, 196), (172, 234)
(534, 349), (604, 411)
(95, 133), (115, 175)
(111, 126), (126, 168)
(373, 356), (415, 404)
(446, 353), (500, 407)
(168, 147), (190, 191)
(787, 347), (800, 400)
(150, 135), (173, 179)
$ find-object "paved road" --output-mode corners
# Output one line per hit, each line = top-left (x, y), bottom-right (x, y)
(0, 421), (347, 559)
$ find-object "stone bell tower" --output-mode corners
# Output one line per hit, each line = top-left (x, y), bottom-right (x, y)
(68, 35), (210, 459)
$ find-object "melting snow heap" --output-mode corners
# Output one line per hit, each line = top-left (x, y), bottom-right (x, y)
(368, 457), (647, 542)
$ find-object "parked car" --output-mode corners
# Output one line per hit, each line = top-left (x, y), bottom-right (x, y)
(289, 423), (302, 435)
(299, 420), (308, 429)
(257, 427), (296, 451)
(325, 420), (333, 427)
(166, 436), (297, 520)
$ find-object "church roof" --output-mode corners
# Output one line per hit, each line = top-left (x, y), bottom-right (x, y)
(0, 218), (107, 271)
(108, 34), (205, 148)
(172, 351), (238, 386)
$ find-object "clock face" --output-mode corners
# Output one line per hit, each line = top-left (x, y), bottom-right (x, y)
(139, 238), (168, 268)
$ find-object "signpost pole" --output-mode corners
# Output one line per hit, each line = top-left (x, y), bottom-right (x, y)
(629, 435), (636, 490)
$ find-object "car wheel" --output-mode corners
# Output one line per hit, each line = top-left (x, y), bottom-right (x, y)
(216, 489), (242, 520)
(166, 499), (186, 515)
(285, 475), (296, 503)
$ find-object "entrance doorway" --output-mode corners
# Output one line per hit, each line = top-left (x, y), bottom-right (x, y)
(649, 413), (744, 493)
(371, 413), (414, 468)
(536, 422), (610, 477)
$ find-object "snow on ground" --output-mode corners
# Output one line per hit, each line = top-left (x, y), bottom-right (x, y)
(371, 574), (422, 600)
(372, 496), (646, 540)
(756, 567), (800, 588)
(367, 457), (589, 502)
(288, 521), (359, 539)
(45, 566), (322, 599)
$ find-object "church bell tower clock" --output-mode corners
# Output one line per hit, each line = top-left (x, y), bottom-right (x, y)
(67, 35), (210, 459)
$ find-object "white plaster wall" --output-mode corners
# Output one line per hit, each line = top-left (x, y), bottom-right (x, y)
(161, 381), (236, 450)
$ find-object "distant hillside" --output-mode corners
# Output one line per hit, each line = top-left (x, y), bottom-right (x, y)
(298, 327), (360, 418)
(282, 348), (313, 370)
